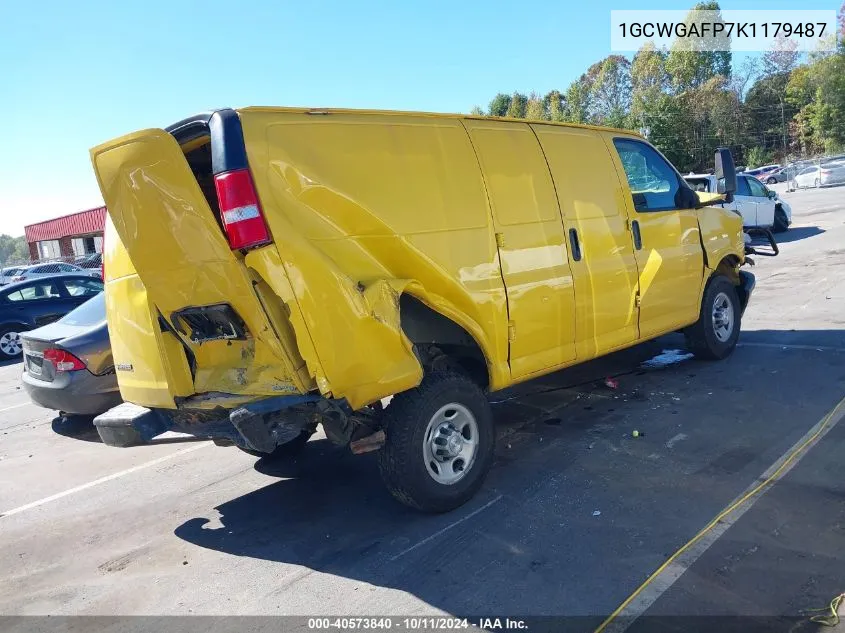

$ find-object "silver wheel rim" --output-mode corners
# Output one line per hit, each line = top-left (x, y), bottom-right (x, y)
(711, 292), (734, 343)
(423, 403), (479, 485)
(0, 332), (21, 356)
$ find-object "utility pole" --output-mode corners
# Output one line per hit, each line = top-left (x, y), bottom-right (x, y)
(780, 98), (787, 156)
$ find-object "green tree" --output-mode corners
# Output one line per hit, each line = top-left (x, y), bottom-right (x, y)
(809, 52), (845, 152)
(505, 92), (528, 118)
(631, 43), (669, 127)
(590, 55), (633, 127)
(488, 93), (512, 117)
(545, 90), (564, 122)
(0, 235), (29, 266)
(525, 92), (548, 120)
(643, 93), (697, 171)
(562, 77), (591, 123)
(469, 106), (485, 116)
(762, 36), (800, 76)
(745, 146), (773, 169)
(666, 1), (731, 92)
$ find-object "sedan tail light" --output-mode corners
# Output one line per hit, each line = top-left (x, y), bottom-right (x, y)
(11, 276), (24, 283)
(43, 348), (86, 372)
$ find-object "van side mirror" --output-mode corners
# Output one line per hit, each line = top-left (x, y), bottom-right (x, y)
(715, 148), (736, 203)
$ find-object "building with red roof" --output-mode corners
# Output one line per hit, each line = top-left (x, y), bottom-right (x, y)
(24, 206), (107, 262)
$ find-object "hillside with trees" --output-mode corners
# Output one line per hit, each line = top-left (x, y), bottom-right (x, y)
(471, 1), (845, 173)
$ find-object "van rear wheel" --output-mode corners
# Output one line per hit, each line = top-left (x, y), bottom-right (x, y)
(685, 275), (741, 360)
(378, 371), (494, 513)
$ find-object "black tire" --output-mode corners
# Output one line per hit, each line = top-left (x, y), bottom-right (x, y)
(238, 430), (313, 460)
(772, 206), (789, 233)
(0, 326), (25, 359)
(684, 275), (741, 360)
(767, 177), (777, 185)
(378, 371), (494, 513)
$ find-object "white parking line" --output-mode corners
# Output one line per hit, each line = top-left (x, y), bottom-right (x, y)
(0, 442), (210, 519)
(0, 402), (33, 413)
(388, 494), (503, 562)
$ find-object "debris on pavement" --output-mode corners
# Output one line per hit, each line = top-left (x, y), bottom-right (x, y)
(641, 349), (695, 369)
(603, 377), (619, 389)
(592, 510), (601, 516)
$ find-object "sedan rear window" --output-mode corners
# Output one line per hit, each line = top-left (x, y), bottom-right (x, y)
(59, 292), (105, 326)
(5, 282), (62, 302)
(63, 277), (103, 297)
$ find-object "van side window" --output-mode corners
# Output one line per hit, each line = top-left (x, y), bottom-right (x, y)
(613, 138), (681, 212)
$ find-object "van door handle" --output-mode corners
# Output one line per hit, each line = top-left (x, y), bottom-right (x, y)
(569, 228), (582, 262)
(631, 220), (642, 250)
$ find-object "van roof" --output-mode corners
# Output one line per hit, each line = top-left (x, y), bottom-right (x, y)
(236, 106), (645, 138)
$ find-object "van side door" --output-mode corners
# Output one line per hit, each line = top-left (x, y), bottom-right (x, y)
(606, 136), (704, 339)
(532, 125), (640, 359)
(464, 120), (577, 378)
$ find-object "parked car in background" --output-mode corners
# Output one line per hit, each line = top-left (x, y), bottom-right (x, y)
(762, 168), (788, 184)
(21, 292), (120, 416)
(10, 262), (101, 284)
(742, 164), (781, 180)
(0, 267), (26, 285)
(76, 253), (102, 269)
(793, 162), (845, 188)
(0, 275), (104, 359)
(684, 173), (792, 232)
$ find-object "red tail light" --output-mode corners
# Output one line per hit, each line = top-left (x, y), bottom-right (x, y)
(213, 168), (271, 250)
(43, 348), (86, 372)
(11, 276), (24, 283)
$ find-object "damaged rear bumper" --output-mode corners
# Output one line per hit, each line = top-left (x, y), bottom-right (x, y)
(93, 394), (321, 450)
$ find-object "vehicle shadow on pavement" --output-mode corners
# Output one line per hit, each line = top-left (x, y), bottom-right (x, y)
(50, 415), (100, 442)
(173, 329), (845, 617)
(773, 226), (825, 244)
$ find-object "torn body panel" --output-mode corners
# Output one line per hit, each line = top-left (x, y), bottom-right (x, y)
(93, 130), (310, 405)
(696, 204), (745, 287)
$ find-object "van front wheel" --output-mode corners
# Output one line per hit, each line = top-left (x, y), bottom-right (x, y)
(378, 371), (495, 513)
(685, 275), (741, 360)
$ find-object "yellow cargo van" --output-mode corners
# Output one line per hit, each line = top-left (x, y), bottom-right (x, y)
(91, 107), (752, 512)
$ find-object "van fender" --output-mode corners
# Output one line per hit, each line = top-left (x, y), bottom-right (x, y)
(696, 206), (745, 300)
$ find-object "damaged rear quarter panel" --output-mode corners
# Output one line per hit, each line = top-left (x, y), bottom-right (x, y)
(239, 108), (511, 409)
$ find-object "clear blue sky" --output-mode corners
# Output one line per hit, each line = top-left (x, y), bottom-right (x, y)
(0, 0), (833, 237)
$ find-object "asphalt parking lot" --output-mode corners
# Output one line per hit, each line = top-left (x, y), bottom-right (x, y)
(1, 185), (844, 631)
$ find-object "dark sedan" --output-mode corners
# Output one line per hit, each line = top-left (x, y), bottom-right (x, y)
(0, 275), (104, 359)
(21, 292), (120, 416)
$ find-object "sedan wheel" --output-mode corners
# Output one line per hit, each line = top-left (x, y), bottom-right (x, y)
(0, 330), (23, 358)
